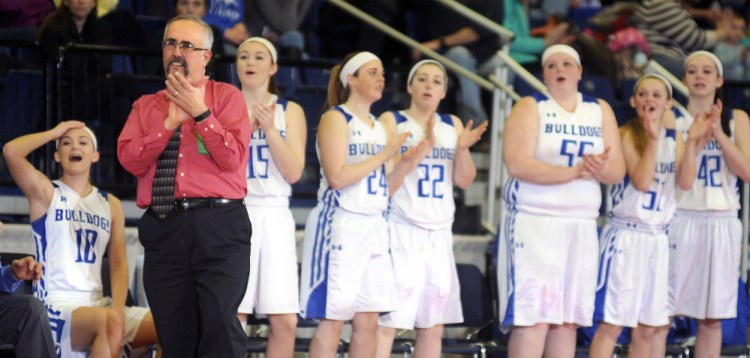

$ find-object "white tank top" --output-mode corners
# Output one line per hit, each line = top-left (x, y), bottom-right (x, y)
(675, 108), (740, 211)
(389, 111), (456, 230)
(610, 127), (677, 225)
(32, 180), (111, 300)
(316, 105), (389, 215)
(245, 95), (292, 206)
(504, 92), (605, 218)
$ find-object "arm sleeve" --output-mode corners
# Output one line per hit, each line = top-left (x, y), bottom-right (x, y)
(193, 85), (251, 172)
(117, 98), (173, 177)
(0, 266), (22, 294)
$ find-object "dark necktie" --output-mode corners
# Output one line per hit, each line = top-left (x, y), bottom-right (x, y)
(151, 127), (181, 219)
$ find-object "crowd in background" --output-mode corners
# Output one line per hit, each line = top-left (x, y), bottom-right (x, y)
(2, 0), (750, 129)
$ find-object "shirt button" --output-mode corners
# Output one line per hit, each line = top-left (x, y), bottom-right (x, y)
(210, 124), (214, 129)
(205, 127), (208, 131)
(179, 153), (183, 158)
(180, 172), (184, 176)
(182, 193), (187, 197)
(225, 142), (229, 146)
(157, 133), (162, 137)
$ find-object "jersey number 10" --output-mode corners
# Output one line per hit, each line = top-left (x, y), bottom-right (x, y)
(74, 228), (98, 264)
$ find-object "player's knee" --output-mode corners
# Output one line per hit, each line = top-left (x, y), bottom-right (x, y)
(596, 323), (623, 339)
(272, 315), (297, 337)
(417, 325), (444, 341)
(632, 326), (656, 341)
(699, 318), (722, 330)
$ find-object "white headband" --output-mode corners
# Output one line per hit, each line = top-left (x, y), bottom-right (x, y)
(541, 44), (581, 66)
(634, 73), (673, 98)
(684, 50), (723, 77)
(339, 51), (380, 89)
(238, 37), (277, 63)
(56, 126), (98, 151)
(407, 60), (448, 91)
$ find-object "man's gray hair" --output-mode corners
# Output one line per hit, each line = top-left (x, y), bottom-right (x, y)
(163, 14), (214, 51)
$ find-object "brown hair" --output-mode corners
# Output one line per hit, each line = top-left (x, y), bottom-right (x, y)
(324, 52), (362, 110)
(234, 46), (279, 96)
(621, 118), (649, 158)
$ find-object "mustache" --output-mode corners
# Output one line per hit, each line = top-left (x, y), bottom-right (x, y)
(166, 56), (187, 67)
(164, 55), (188, 76)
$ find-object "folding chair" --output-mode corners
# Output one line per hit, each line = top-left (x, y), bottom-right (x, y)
(441, 263), (500, 358)
(245, 315), (269, 356)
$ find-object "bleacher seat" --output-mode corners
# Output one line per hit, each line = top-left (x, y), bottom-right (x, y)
(724, 81), (750, 112)
(580, 74), (617, 108)
(511, 72), (543, 98)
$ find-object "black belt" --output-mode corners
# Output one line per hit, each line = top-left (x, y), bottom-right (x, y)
(174, 198), (243, 211)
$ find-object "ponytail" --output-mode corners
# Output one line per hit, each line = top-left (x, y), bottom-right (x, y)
(716, 87), (731, 137)
(325, 63), (348, 110)
(622, 117), (649, 158)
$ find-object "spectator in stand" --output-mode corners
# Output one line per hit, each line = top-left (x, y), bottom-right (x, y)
(36, 0), (111, 68)
(202, 0), (249, 53)
(203, 0), (311, 56)
(52, 0), (117, 17)
(713, 11), (750, 81)
(37, 0), (112, 122)
(0, 0), (54, 40)
(632, 0), (732, 78)
(679, 0), (722, 28)
(248, 0), (313, 59)
(417, 0), (502, 125)
(503, 0), (575, 72)
(48, 0), (147, 48)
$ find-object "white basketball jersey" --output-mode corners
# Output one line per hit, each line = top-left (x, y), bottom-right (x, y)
(32, 180), (111, 300)
(316, 105), (389, 215)
(246, 95), (292, 204)
(610, 128), (677, 225)
(389, 111), (456, 230)
(504, 92), (605, 218)
(675, 108), (740, 211)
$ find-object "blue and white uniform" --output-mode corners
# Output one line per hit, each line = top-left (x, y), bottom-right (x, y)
(239, 95), (299, 316)
(498, 92), (604, 328)
(300, 105), (397, 320)
(594, 127), (675, 328)
(669, 108), (742, 319)
(379, 111), (463, 329)
(32, 180), (148, 357)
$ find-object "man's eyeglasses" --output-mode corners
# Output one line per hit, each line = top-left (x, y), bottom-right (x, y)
(162, 39), (209, 52)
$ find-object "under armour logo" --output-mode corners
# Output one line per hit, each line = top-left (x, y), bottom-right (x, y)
(513, 242), (525, 249)
(60, 196), (67, 202)
(331, 244), (343, 250)
(670, 243), (677, 250)
(352, 130), (362, 136)
(546, 113), (557, 118)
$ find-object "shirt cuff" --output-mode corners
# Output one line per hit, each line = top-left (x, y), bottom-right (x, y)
(0, 266), (23, 293)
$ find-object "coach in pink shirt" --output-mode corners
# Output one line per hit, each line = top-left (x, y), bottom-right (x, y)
(117, 14), (251, 358)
